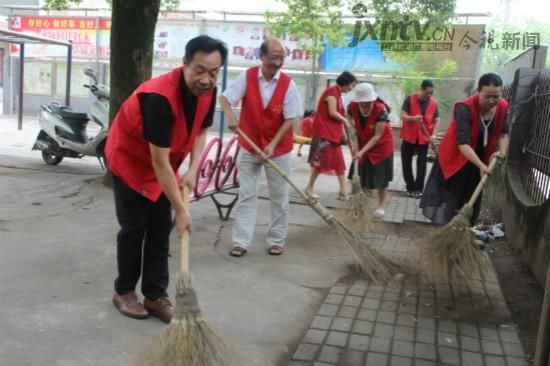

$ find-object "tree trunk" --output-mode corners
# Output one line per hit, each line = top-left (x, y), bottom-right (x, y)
(109, 0), (160, 124)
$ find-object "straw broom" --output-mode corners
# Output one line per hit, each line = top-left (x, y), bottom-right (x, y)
(419, 119), (439, 156)
(344, 127), (370, 221)
(420, 158), (500, 285)
(133, 186), (238, 366)
(238, 128), (400, 283)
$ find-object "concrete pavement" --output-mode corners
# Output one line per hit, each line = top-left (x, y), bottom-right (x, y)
(0, 115), (528, 366)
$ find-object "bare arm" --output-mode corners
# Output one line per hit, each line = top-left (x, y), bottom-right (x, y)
(356, 122), (386, 158)
(180, 128), (207, 191)
(400, 110), (423, 122)
(326, 96), (350, 128)
(150, 144), (191, 235)
(432, 117), (441, 136)
(264, 118), (295, 157)
(219, 95), (240, 132)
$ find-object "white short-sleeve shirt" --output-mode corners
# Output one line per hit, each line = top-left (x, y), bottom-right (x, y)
(223, 68), (303, 120)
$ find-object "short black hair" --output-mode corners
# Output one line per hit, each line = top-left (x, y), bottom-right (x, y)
(477, 73), (503, 91)
(421, 79), (434, 90)
(185, 35), (228, 65)
(336, 71), (357, 87)
(304, 110), (315, 117)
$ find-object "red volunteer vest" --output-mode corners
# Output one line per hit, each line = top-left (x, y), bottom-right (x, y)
(350, 101), (394, 165)
(238, 66), (293, 157)
(105, 67), (213, 202)
(439, 95), (508, 180)
(312, 86), (345, 143)
(400, 93), (438, 145)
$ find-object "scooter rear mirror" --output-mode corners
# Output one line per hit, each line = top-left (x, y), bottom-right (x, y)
(84, 67), (98, 83)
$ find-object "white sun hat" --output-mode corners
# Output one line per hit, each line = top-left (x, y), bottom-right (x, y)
(352, 82), (377, 103)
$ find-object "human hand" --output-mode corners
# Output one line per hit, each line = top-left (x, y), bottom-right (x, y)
(180, 170), (197, 192)
(174, 208), (192, 236)
(263, 143), (275, 159)
(479, 163), (491, 177)
(490, 151), (505, 162)
(414, 115), (424, 122)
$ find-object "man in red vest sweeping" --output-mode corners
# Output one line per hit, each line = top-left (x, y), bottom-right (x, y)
(399, 79), (441, 198)
(105, 35), (227, 323)
(219, 39), (303, 257)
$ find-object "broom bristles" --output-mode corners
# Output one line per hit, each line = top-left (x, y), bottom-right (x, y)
(420, 205), (489, 285)
(132, 273), (242, 366)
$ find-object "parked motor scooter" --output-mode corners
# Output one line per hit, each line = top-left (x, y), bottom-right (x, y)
(32, 67), (110, 168)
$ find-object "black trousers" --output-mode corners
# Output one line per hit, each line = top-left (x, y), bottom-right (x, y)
(401, 140), (428, 192)
(112, 174), (172, 300)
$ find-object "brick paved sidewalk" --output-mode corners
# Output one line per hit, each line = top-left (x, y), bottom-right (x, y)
(288, 231), (528, 366)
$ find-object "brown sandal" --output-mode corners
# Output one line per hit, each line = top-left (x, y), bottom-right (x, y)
(229, 246), (247, 257)
(268, 245), (284, 256)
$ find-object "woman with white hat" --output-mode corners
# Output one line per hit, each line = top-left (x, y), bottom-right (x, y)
(348, 83), (394, 219)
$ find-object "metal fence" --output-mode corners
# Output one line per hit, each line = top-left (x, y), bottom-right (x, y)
(519, 70), (550, 204)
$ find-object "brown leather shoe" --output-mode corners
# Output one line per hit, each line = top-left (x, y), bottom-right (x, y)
(144, 297), (174, 323)
(112, 291), (149, 319)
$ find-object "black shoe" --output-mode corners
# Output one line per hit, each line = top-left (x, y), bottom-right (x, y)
(406, 191), (415, 197)
(414, 191), (423, 199)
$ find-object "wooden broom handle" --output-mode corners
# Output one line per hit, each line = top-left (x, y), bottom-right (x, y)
(237, 128), (310, 202)
(466, 157), (500, 208)
(419, 119), (439, 154)
(180, 185), (190, 273)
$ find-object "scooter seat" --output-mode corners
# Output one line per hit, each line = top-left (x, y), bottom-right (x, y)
(49, 104), (88, 120)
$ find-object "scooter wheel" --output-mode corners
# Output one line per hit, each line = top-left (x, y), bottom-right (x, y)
(42, 150), (63, 165)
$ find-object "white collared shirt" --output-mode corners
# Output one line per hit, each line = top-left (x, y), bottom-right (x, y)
(222, 68), (303, 120)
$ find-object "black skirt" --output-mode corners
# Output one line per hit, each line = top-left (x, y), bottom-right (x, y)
(419, 159), (482, 225)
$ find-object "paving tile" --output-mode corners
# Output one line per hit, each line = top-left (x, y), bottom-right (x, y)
(414, 360), (436, 366)
(362, 298), (381, 310)
(326, 331), (348, 347)
(331, 317), (353, 332)
(339, 349), (365, 366)
(337, 305), (358, 319)
(352, 320), (374, 335)
(390, 355), (412, 366)
(438, 332), (458, 348)
(438, 346), (460, 365)
(289, 362), (313, 366)
(502, 342), (525, 357)
(499, 330), (521, 344)
(369, 337), (391, 353)
(461, 351), (484, 366)
(481, 339), (503, 355)
(348, 334), (370, 351)
(348, 283), (368, 297)
(458, 322), (479, 337)
(479, 327), (499, 341)
(325, 294), (344, 305)
(377, 311), (397, 324)
(438, 320), (458, 334)
(373, 323), (395, 339)
(396, 314), (416, 327)
(311, 316), (332, 330)
(415, 343), (436, 360)
(318, 345), (344, 364)
(392, 340), (414, 357)
(484, 355), (506, 366)
(380, 301), (399, 312)
(506, 356), (528, 366)
(416, 316), (436, 330)
(293, 343), (320, 361)
(366, 352), (389, 366)
(330, 284), (348, 294)
(344, 295), (363, 307)
(357, 309), (377, 321)
(460, 335), (481, 352)
(318, 304), (338, 317)
(416, 328), (436, 344)
(394, 326), (415, 342)
(303, 329), (327, 344)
